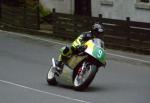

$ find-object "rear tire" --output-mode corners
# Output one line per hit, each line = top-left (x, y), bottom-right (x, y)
(74, 63), (97, 91)
(47, 66), (57, 85)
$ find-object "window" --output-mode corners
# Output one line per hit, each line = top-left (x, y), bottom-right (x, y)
(140, 0), (149, 3)
(135, 0), (150, 10)
(100, 0), (114, 6)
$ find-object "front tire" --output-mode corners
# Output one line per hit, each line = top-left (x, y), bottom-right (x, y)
(74, 63), (97, 91)
(47, 66), (57, 85)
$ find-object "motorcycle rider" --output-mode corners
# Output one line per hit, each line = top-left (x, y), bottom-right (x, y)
(56, 23), (104, 74)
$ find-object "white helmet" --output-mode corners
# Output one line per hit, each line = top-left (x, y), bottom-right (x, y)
(92, 23), (104, 33)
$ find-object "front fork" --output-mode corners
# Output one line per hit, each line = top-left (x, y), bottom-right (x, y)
(51, 58), (58, 74)
(52, 58), (56, 67)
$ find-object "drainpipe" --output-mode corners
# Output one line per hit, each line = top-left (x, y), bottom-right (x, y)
(70, 0), (74, 14)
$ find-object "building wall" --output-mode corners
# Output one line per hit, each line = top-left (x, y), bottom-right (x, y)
(39, 0), (74, 14)
(92, 0), (150, 22)
(40, 0), (150, 23)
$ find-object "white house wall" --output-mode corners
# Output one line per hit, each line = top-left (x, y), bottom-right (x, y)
(92, 0), (150, 22)
(40, 0), (150, 23)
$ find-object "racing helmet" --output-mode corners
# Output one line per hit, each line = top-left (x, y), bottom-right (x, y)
(91, 23), (104, 36)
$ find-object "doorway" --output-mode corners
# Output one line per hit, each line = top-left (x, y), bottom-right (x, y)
(75, 0), (91, 16)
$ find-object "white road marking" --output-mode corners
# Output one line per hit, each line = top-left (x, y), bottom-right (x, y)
(107, 53), (150, 64)
(0, 80), (91, 103)
(0, 30), (150, 64)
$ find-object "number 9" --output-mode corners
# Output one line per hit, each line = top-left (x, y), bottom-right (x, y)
(97, 50), (102, 58)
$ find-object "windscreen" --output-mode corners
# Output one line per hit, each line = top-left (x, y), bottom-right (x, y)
(92, 38), (104, 48)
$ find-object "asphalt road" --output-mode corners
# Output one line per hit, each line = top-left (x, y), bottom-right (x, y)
(0, 31), (150, 103)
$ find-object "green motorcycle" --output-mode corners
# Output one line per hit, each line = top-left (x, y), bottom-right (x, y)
(47, 38), (106, 91)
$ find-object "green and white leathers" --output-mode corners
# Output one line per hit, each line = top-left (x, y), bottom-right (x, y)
(47, 38), (107, 91)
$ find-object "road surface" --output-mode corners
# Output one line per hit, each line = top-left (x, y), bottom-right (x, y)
(0, 31), (150, 103)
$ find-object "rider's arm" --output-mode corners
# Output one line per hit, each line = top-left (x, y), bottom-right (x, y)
(72, 35), (83, 48)
(81, 32), (94, 41)
(71, 33), (91, 53)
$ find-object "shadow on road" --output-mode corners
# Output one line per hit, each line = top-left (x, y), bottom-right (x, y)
(57, 84), (103, 92)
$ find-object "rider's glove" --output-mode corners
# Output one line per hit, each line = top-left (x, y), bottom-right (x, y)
(77, 45), (87, 53)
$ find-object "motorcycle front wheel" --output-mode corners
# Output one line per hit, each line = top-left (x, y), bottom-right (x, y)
(47, 65), (57, 85)
(74, 63), (98, 91)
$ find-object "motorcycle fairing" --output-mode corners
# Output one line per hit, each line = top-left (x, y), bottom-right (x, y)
(55, 55), (87, 86)
(85, 39), (106, 64)
(66, 55), (87, 70)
